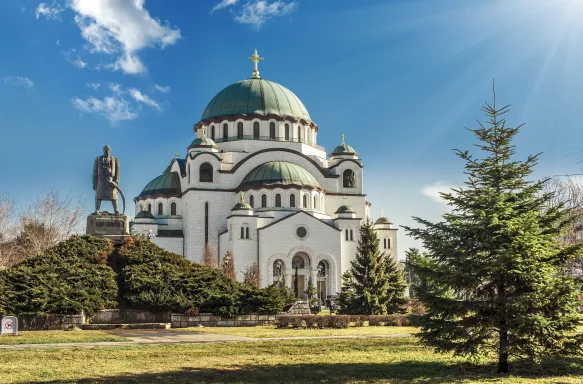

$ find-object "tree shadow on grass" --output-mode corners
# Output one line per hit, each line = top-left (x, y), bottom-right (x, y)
(24, 357), (583, 384)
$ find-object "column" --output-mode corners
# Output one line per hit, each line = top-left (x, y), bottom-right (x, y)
(285, 270), (293, 289)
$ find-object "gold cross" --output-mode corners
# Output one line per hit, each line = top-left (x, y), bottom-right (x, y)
(249, 49), (264, 79)
(175, 153), (180, 158)
(341, 134), (345, 145)
(382, 208), (385, 217)
(241, 192), (245, 203)
(343, 196), (347, 206)
(200, 125), (207, 137)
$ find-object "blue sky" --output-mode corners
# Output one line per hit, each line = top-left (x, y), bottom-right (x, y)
(2, 0), (583, 258)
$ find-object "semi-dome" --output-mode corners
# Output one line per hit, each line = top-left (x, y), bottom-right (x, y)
(139, 172), (181, 198)
(331, 134), (356, 155)
(189, 136), (218, 149)
(238, 161), (321, 190)
(135, 210), (155, 219)
(335, 204), (355, 214)
(375, 216), (393, 225)
(201, 79), (311, 122)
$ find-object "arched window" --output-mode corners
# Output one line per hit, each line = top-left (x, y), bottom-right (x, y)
(187, 164), (190, 184)
(158, 203), (163, 215)
(317, 261), (328, 277)
(237, 122), (243, 138)
(350, 230), (354, 241)
(210, 125), (215, 140)
(275, 194), (281, 207)
(273, 260), (284, 277)
(147, 203), (152, 213)
(241, 227), (245, 239)
(303, 195), (307, 208)
(298, 126), (302, 141)
(290, 194), (295, 207)
(343, 169), (355, 188)
(384, 239), (387, 249)
(270, 122), (276, 139)
(313, 196), (318, 210)
(261, 194), (267, 208)
(285, 124), (290, 141)
(223, 123), (228, 140)
(200, 163), (213, 182)
(345, 228), (349, 241)
(253, 121), (260, 139)
(249, 195), (254, 208)
(246, 227), (250, 239)
(386, 238), (391, 248)
(171, 202), (177, 216)
(139, 203), (143, 212)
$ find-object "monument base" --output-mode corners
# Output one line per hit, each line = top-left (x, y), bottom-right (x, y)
(86, 213), (130, 245)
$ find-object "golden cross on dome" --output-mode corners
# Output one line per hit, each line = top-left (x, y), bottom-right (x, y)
(249, 49), (264, 79)
(175, 153), (180, 158)
(343, 196), (348, 206)
(200, 125), (207, 137)
(240, 192), (245, 203)
(341, 134), (345, 145)
(382, 208), (385, 217)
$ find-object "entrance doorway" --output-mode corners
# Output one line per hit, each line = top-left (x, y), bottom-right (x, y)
(292, 253), (310, 299)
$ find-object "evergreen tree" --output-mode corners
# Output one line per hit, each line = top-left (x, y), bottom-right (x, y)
(404, 87), (583, 373)
(343, 219), (406, 315)
(337, 270), (357, 314)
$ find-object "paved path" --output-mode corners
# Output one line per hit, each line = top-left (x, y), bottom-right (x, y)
(0, 330), (412, 351)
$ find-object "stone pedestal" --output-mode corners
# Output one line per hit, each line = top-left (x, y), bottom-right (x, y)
(86, 213), (130, 244)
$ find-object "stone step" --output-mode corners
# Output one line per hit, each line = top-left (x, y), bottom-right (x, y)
(82, 323), (171, 330)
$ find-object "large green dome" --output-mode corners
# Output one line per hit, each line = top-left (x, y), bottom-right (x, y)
(201, 79), (311, 122)
(238, 161), (321, 190)
(139, 172), (181, 198)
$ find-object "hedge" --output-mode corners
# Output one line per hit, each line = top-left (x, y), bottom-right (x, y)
(0, 236), (118, 316)
(276, 314), (411, 329)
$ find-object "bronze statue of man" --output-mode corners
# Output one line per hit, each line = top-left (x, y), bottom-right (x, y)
(93, 145), (120, 214)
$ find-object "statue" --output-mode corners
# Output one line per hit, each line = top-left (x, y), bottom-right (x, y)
(343, 169), (355, 188)
(92, 145), (125, 214)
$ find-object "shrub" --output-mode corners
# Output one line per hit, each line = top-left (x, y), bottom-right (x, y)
(330, 316), (350, 329)
(276, 316), (291, 329)
(0, 235), (118, 316)
(367, 315), (383, 326)
(304, 315), (320, 328)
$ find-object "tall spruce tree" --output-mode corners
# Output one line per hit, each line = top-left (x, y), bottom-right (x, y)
(404, 87), (583, 373)
(341, 219), (406, 315)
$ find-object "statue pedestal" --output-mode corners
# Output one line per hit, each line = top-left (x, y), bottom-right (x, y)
(86, 213), (130, 245)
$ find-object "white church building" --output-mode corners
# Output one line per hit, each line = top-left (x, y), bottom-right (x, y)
(132, 51), (397, 300)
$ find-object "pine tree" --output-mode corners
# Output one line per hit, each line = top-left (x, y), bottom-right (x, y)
(338, 270), (357, 314)
(404, 86), (583, 373)
(345, 219), (406, 315)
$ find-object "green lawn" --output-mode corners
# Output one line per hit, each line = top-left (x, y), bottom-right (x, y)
(0, 330), (128, 345)
(183, 325), (418, 338)
(1, 337), (582, 383)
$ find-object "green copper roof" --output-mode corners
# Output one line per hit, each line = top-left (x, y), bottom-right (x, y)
(239, 161), (321, 190)
(201, 79), (311, 122)
(135, 210), (155, 219)
(190, 136), (218, 148)
(335, 204), (355, 214)
(375, 216), (393, 225)
(139, 172), (181, 197)
(232, 201), (253, 211)
(331, 142), (356, 155)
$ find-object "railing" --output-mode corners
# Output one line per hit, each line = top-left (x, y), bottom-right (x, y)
(211, 135), (326, 152)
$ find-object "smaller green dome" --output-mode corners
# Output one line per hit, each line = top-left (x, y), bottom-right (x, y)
(140, 172), (181, 197)
(375, 216), (393, 225)
(232, 202), (253, 211)
(239, 161), (321, 190)
(135, 210), (155, 219)
(331, 135), (356, 155)
(190, 136), (218, 148)
(335, 204), (355, 214)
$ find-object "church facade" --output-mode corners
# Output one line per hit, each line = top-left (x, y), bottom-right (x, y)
(131, 52), (397, 300)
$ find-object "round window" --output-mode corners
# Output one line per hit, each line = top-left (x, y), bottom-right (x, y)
(296, 226), (307, 238)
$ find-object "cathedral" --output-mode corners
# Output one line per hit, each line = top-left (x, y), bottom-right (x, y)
(131, 51), (397, 300)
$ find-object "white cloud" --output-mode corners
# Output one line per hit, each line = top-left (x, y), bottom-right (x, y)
(153, 84), (170, 93)
(422, 182), (457, 205)
(212, 0), (239, 13)
(56, 39), (60, 46)
(129, 88), (160, 110)
(71, 96), (137, 123)
(69, 0), (181, 74)
(86, 82), (101, 90)
(109, 83), (123, 95)
(36, 2), (63, 20)
(234, 1), (296, 28)
(72, 56), (87, 69)
(3, 76), (35, 89)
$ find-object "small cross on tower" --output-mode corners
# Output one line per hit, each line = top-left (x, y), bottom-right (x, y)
(341, 134), (345, 145)
(249, 49), (264, 79)
(343, 196), (348, 206)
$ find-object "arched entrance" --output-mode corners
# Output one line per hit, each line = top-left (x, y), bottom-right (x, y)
(317, 260), (329, 301)
(292, 252), (310, 299)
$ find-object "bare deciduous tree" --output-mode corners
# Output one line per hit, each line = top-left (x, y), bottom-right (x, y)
(202, 243), (217, 268)
(243, 263), (260, 288)
(221, 251), (236, 280)
(0, 193), (17, 268)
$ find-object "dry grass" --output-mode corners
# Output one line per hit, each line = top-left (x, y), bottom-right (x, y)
(0, 330), (127, 345)
(181, 325), (418, 338)
(1, 337), (582, 383)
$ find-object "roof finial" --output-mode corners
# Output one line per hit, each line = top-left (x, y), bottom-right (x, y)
(341, 134), (345, 145)
(249, 49), (264, 79)
(240, 191), (245, 203)
(343, 196), (348, 206)
(200, 125), (207, 137)
(175, 153), (180, 158)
